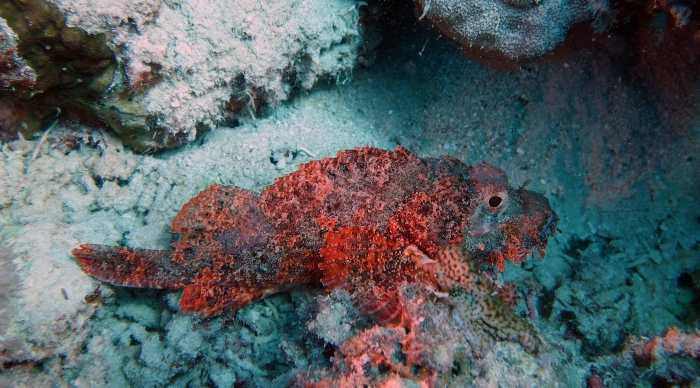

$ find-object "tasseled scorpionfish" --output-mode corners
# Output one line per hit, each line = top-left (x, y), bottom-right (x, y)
(74, 146), (558, 328)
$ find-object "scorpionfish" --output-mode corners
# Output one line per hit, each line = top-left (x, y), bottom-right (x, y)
(74, 146), (558, 324)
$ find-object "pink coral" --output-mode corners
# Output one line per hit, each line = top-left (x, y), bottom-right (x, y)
(627, 327), (700, 367)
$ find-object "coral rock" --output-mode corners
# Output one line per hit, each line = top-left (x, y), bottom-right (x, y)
(0, 18), (35, 94)
(0, 0), (116, 138)
(415, 0), (606, 62)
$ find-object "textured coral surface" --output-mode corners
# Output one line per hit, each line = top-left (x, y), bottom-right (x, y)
(0, 18), (35, 94)
(47, 0), (365, 150)
(415, 0), (602, 61)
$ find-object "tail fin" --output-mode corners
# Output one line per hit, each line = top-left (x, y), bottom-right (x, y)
(72, 244), (189, 289)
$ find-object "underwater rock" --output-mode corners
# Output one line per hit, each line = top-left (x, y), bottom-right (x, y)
(0, 0), (364, 151)
(0, 0), (115, 101)
(0, 18), (36, 95)
(0, 0), (116, 137)
(50, 0), (365, 151)
(414, 0), (608, 62)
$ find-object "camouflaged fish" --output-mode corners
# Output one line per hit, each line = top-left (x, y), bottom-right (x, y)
(73, 146), (558, 325)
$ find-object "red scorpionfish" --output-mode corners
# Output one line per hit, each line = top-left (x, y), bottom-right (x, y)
(74, 146), (558, 324)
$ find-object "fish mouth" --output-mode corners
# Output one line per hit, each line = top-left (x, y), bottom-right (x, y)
(525, 210), (559, 249)
(538, 211), (559, 241)
(516, 188), (559, 249)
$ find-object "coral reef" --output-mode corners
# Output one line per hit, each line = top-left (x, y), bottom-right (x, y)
(628, 327), (700, 366)
(0, 0), (115, 101)
(0, 0), (364, 150)
(301, 246), (541, 386)
(307, 289), (367, 347)
(630, 329), (700, 386)
(0, 101), (399, 385)
(575, 328), (700, 387)
(1, 10), (698, 384)
(414, 0), (607, 62)
(301, 284), (465, 387)
(64, 290), (318, 387)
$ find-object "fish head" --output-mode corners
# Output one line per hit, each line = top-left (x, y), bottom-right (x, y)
(463, 162), (558, 270)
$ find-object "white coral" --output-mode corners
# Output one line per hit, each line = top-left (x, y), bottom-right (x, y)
(50, 0), (364, 146)
(0, 244), (20, 334)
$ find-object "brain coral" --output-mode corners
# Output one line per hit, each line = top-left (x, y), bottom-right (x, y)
(415, 0), (607, 62)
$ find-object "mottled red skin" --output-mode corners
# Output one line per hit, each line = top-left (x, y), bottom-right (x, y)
(73, 146), (558, 320)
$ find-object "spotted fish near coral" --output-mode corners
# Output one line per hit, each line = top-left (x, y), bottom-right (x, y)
(73, 146), (557, 326)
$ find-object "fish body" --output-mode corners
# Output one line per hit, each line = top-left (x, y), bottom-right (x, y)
(74, 146), (557, 322)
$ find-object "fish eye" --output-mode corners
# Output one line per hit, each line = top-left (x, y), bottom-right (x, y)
(484, 191), (508, 213)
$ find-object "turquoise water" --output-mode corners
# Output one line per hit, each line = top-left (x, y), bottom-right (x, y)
(1, 1), (699, 386)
